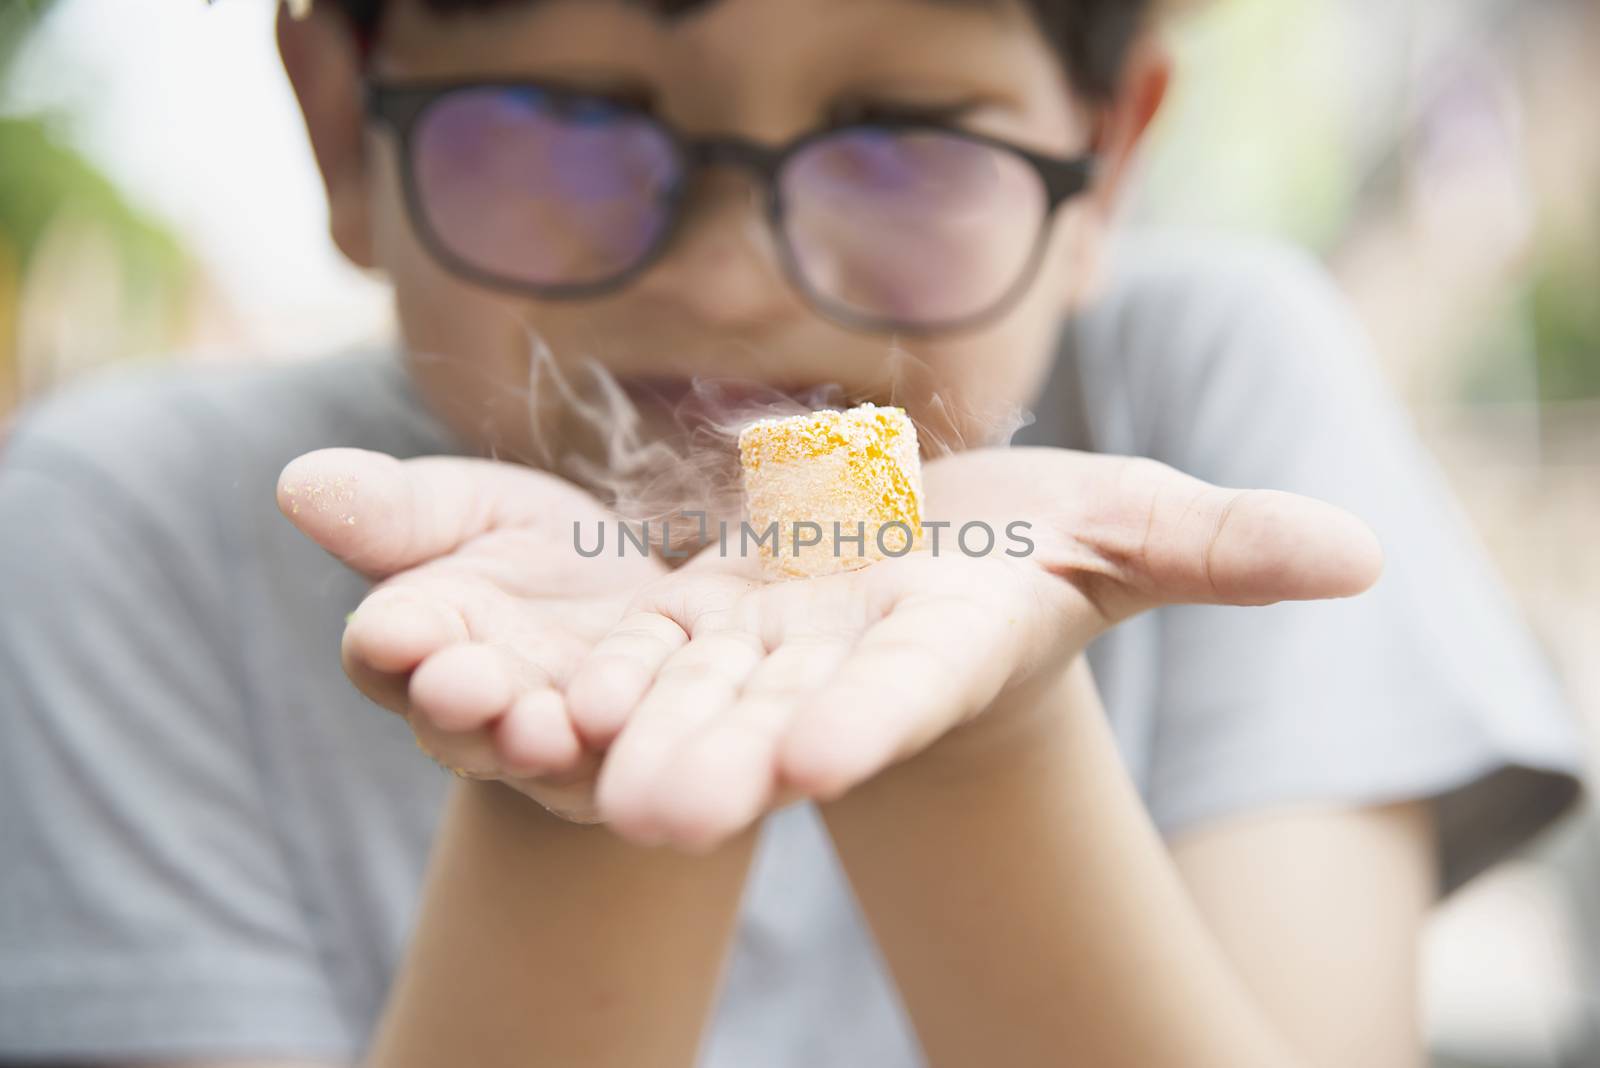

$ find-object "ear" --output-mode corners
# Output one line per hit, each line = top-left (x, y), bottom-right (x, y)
(1047, 30), (1170, 310)
(277, 1), (375, 268)
(1084, 27), (1173, 219)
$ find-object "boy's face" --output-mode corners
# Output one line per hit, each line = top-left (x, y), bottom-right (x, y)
(284, 0), (1165, 497)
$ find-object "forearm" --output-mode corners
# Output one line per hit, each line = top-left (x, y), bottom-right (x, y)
(817, 656), (1309, 1068)
(365, 780), (757, 1068)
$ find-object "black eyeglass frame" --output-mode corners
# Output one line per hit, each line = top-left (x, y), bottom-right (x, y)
(364, 78), (1099, 336)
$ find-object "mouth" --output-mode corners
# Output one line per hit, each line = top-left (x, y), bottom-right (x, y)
(614, 374), (863, 427)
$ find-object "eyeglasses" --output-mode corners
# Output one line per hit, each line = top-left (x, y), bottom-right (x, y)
(365, 79), (1098, 335)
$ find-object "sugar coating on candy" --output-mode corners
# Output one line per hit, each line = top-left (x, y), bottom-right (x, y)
(738, 403), (923, 579)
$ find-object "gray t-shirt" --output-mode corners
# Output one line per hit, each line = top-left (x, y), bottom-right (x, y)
(0, 232), (1585, 1064)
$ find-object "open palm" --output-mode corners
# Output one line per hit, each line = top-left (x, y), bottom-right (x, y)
(277, 447), (668, 822)
(569, 445), (1384, 850)
(563, 547), (1078, 849)
(281, 445), (1380, 843)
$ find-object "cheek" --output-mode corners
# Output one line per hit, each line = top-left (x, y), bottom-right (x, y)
(369, 139), (522, 362)
(1042, 201), (1108, 314)
(366, 136), (683, 375)
(892, 322), (1056, 454)
(890, 215), (1078, 453)
(368, 137), (597, 458)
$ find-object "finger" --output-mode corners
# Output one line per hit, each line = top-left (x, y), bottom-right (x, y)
(339, 586), (465, 715)
(409, 641), (539, 734)
(493, 687), (586, 778)
(645, 632), (854, 851)
(386, 658), (590, 784)
(1078, 457), (1384, 620)
(400, 643), (518, 776)
(340, 623), (416, 716)
(777, 595), (1016, 801)
(344, 584), (470, 675)
(564, 610), (690, 748)
(564, 573), (754, 746)
(407, 640), (589, 780)
(594, 629), (768, 839)
(276, 447), (603, 581)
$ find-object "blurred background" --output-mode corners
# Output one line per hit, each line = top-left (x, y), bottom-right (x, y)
(1, 0), (1596, 1064)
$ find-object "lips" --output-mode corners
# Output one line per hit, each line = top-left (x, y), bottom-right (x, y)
(615, 375), (852, 426)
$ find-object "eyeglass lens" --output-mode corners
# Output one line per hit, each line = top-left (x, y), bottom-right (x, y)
(413, 86), (680, 287)
(406, 86), (1050, 326)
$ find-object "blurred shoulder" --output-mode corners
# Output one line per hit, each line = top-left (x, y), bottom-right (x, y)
(1088, 225), (1347, 325)
(1073, 225), (1367, 373)
(1, 344), (464, 508)
(1064, 226), (1384, 460)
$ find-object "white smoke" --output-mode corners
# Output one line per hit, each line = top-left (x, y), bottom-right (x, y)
(404, 306), (1036, 561)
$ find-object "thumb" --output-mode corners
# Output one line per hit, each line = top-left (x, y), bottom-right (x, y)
(276, 447), (597, 581)
(1076, 456), (1385, 621)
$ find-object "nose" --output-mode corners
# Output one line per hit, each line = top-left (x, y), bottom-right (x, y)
(631, 168), (804, 332)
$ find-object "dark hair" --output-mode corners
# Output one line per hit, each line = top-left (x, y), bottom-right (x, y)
(325, 0), (1151, 101)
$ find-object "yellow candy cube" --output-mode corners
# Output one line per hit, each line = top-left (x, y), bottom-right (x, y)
(737, 403), (923, 579)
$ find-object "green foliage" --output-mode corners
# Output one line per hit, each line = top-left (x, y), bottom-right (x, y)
(1524, 238), (1600, 402)
(0, 0), (189, 382)
(0, 117), (187, 297)
(1461, 227), (1600, 405)
(0, 0), (56, 80)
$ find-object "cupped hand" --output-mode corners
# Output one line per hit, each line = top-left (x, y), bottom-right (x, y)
(569, 446), (1384, 850)
(276, 447), (665, 822)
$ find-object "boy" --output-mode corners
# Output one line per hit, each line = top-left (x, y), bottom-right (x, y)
(0, 0), (1585, 1065)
